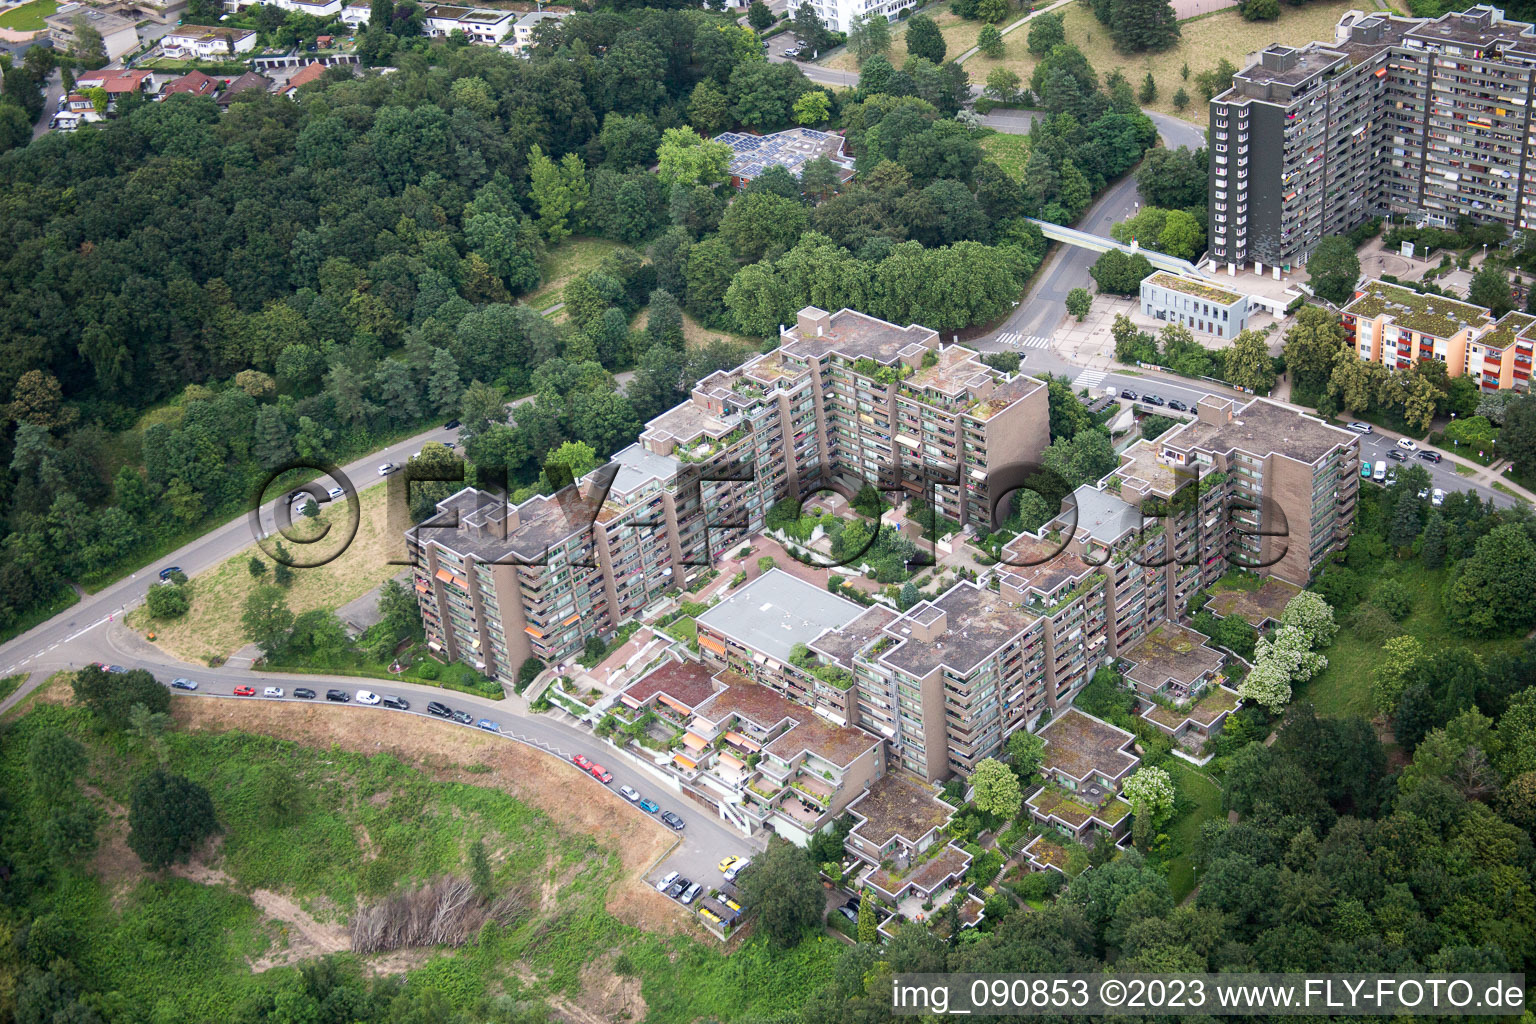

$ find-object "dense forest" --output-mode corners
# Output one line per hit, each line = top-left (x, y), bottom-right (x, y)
(0, 1), (1155, 640)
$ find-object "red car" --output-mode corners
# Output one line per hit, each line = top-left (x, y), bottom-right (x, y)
(233, 685), (256, 696)
(572, 754), (593, 770)
(589, 763), (613, 784)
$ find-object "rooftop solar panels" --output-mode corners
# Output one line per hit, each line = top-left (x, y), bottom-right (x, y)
(716, 128), (846, 181)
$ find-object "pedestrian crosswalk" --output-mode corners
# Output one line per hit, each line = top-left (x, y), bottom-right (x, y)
(994, 331), (1052, 349)
(1075, 369), (1108, 390)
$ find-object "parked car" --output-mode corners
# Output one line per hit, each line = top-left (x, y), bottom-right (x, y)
(326, 485), (344, 499)
(377, 462), (398, 475)
(619, 785), (641, 802)
(666, 877), (688, 899)
(1388, 449), (1408, 462)
(444, 419), (460, 430)
(381, 695), (410, 710)
(94, 663), (128, 674)
(1373, 460), (1387, 482)
(233, 686), (256, 696)
(356, 690), (381, 705)
(1397, 437), (1419, 452)
(656, 870), (679, 894)
(263, 686), (284, 698)
(1102, 386), (1118, 399)
(681, 883), (703, 905)
(1360, 462), (1373, 479)
(477, 718), (499, 732)
(718, 855), (744, 874)
(1386, 468), (1398, 485)
(1418, 486), (1431, 500)
(1417, 450), (1443, 463)
(1347, 422), (1373, 434)
(572, 754), (593, 770)
(1167, 399), (1189, 412)
(293, 687), (316, 699)
(1143, 394), (1166, 406)
(158, 566), (183, 581)
(1432, 488), (1446, 506)
(426, 701), (452, 718)
(170, 677), (198, 691)
(660, 810), (685, 830)
(724, 858), (751, 882)
(326, 689), (350, 702)
(838, 905), (859, 923)
(639, 798), (660, 814)
(451, 709), (474, 725)
(1120, 388), (1138, 401)
(588, 763), (613, 783)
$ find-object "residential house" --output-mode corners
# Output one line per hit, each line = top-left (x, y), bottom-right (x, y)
(160, 23), (256, 59)
(1025, 707), (1139, 844)
(159, 69), (219, 99)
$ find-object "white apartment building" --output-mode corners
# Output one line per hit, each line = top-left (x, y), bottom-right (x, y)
(806, 0), (917, 34)
(161, 24), (257, 59)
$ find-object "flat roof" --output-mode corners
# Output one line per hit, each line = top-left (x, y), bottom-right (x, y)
(692, 670), (877, 767)
(847, 772), (954, 849)
(1120, 623), (1224, 690)
(600, 443), (679, 502)
(1060, 484), (1144, 545)
(621, 658), (719, 711)
(410, 484), (602, 564)
(781, 308), (937, 365)
(809, 605), (897, 669)
(997, 532), (1094, 597)
(1037, 707), (1139, 783)
(1145, 272), (1243, 306)
(879, 582), (1032, 676)
(1115, 439), (1183, 497)
(1166, 397), (1356, 465)
(1343, 279), (1492, 339)
(695, 569), (867, 666)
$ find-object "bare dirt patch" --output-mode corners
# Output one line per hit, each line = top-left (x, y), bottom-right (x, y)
(85, 787), (141, 901)
(171, 699), (691, 933)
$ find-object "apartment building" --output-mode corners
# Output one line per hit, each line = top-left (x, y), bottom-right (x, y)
(160, 24), (257, 59)
(803, 0), (917, 33)
(1210, 6), (1536, 270)
(47, 4), (141, 60)
(420, 5), (517, 44)
(407, 306), (1045, 685)
(1343, 278), (1536, 391)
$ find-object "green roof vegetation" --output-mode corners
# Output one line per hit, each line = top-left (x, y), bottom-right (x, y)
(1343, 280), (1490, 339)
(1148, 272), (1242, 306)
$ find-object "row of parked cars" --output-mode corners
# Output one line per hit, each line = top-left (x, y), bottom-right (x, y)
(572, 754), (688, 829)
(167, 678), (502, 730)
(1105, 387), (1189, 412)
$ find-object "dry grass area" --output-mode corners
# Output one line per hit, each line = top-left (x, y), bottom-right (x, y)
(630, 307), (764, 350)
(820, 8), (985, 72)
(127, 484), (403, 665)
(963, 0), (1403, 120)
(171, 698), (694, 936)
(523, 237), (628, 311)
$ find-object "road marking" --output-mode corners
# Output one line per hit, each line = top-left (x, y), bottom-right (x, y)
(1075, 369), (1108, 389)
(1021, 334), (1051, 348)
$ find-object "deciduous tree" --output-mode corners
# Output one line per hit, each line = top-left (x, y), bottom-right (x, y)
(128, 769), (219, 870)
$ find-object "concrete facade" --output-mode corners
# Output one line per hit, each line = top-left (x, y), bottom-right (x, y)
(1139, 271), (1250, 338)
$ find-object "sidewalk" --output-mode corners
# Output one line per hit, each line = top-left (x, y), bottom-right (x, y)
(953, 0), (1073, 63)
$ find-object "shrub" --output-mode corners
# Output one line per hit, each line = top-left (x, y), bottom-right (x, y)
(1374, 578), (1413, 620)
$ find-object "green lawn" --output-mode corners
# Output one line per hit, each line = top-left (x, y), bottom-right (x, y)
(522, 236), (627, 311)
(980, 133), (1031, 182)
(1294, 564), (1525, 717)
(0, 0), (58, 30)
(662, 616), (698, 643)
(0, 673), (27, 704)
(1161, 761), (1222, 901)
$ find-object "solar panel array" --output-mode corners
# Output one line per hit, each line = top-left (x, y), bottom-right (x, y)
(716, 128), (839, 180)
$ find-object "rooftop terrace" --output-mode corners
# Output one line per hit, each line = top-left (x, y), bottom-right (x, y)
(1120, 623), (1224, 692)
(1146, 272), (1243, 306)
(411, 484), (601, 564)
(781, 307), (937, 365)
(879, 582), (1032, 676)
(847, 772), (954, 849)
(1169, 397), (1356, 465)
(693, 671), (877, 768)
(1037, 708), (1139, 784)
(620, 658), (719, 712)
(809, 605), (897, 670)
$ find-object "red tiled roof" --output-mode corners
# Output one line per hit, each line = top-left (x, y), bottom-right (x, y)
(161, 70), (218, 97)
(77, 68), (152, 93)
(284, 62), (328, 90)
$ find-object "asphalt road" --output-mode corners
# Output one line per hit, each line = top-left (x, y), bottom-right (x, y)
(32, 69), (62, 140)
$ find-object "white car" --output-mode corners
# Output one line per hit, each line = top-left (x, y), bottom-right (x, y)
(1347, 421), (1372, 434)
(1417, 487), (1430, 500)
(356, 690), (381, 705)
(326, 485), (344, 499)
(263, 686), (284, 698)
(656, 870), (679, 893)
(377, 463), (398, 476)
(1432, 488), (1446, 506)
(1396, 437), (1418, 452)
(724, 857), (751, 882)
(619, 785), (641, 802)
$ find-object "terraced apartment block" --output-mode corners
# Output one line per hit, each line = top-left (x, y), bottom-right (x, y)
(1343, 279), (1536, 391)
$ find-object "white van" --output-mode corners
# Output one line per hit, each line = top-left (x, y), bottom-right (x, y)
(1372, 460), (1387, 482)
(1103, 386), (1119, 399)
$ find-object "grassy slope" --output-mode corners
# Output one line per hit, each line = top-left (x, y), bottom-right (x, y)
(522, 236), (626, 311)
(1294, 564), (1526, 718)
(964, 0), (1400, 121)
(980, 133), (1031, 180)
(820, 8), (985, 72)
(1, 700), (839, 1022)
(1162, 760), (1222, 901)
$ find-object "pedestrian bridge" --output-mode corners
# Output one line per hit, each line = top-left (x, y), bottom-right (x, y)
(1028, 219), (1212, 279)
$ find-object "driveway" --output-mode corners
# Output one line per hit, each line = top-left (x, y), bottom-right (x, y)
(32, 67), (61, 140)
